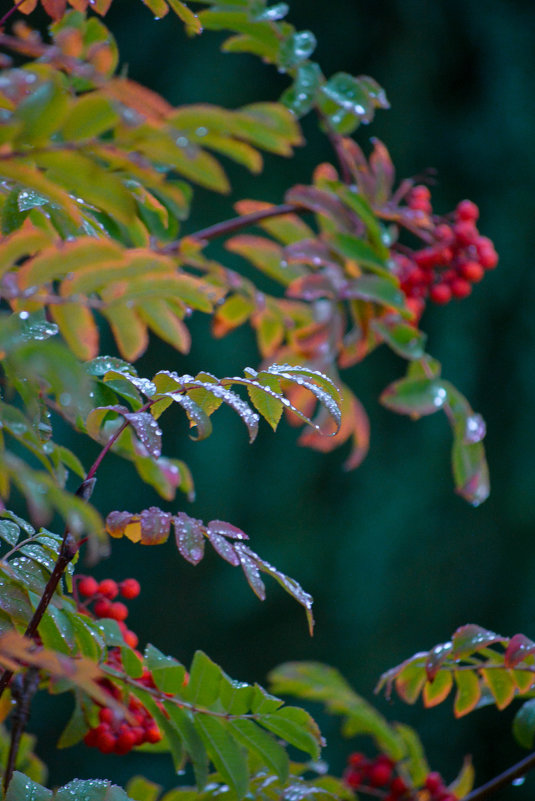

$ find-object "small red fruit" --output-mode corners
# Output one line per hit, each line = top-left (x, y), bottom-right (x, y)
(93, 599), (112, 618)
(425, 772), (444, 794)
(124, 629), (139, 648)
(109, 602), (128, 622)
(453, 221), (478, 246)
(119, 578), (141, 599)
(114, 729), (137, 755)
(456, 199), (479, 222)
(450, 278), (472, 299)
(145, 724), (163, 743)
(78, 576), (99, 597)
(390, 776), (408, 796)
(98, 579), (119, 600)
(368, 762), (393, 787)
(429, 283), (452, 305)
(460, 261), (484, 282)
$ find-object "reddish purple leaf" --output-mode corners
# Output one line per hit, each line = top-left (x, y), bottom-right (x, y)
(451, 624), (505, 658)
(139, 506), (171, 545)
(234, 544), (266, 600)
(207, 520), (248, 540)
(174, 511), (205, 565)
(124, 411), (162, 459)
(284, 239), (340, 269)
(425, 641), (454, 681)
(206, 532), (240, 566)
(285, 185), (357, 232)
(505, 634), (535, 669)
(106, 510), (133, 538)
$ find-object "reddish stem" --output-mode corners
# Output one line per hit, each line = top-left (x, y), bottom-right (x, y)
(178, 202), (304, 246)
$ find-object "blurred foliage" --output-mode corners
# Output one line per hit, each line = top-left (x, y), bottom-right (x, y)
(0, 0), (534, 799)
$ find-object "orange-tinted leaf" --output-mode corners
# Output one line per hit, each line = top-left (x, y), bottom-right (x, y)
(453, 670), (481, 717)
(226, 234), (300, 285)
(17, 0), (39, 13)
(41, 0), (67, 19)
(423, 670), (453, 708)
(50, 303), (99, 361)
(252, 307), (285, 358)
(101, 303), (148, 361)
(212, 294), (255, 337)
(18, 238), (123, 289)
(0, 161), (81, 226)
(0, 223), (52, 279)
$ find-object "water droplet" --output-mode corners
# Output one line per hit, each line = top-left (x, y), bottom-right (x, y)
(195, 126), (208, 137)
(18, 311), (29, 320)
(512, 777), (525, 787)
(59, 393), (72, 406)
(176, 136), (188, 148)
(464, 413), (486, 444)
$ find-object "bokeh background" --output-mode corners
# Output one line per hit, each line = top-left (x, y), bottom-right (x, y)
(24, 0), (535, 797)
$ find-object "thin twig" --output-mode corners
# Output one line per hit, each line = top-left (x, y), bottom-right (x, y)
(176, 202), (304, 248)
(3, 668), (39, 792)
(463, 751), (535, 801)
(0, 0), (27, 29)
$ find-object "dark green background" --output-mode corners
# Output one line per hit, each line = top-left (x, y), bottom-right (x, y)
(26, 1), (535, 797)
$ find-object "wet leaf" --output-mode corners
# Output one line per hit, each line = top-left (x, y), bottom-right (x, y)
(380, 377), (449, 417)
(513, 699), (535, 749)
(174, 512), (205, 565)
(453, 670), (481, 717)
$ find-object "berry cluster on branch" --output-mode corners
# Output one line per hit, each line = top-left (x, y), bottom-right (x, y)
(344, 752), (457, 801)
(83, 648), (163, 755)
(77, 576), (140, 648)
(393, 189), (498, 320)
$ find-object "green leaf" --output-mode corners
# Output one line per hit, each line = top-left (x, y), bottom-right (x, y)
(194, 715), (249, 799)
(125, 777), (162, 801)
(4, 772), (52, 801)
(0, 520), (20, 546)
(164, 705), (209, 790)
(392, 723), (429, 786)
(480, 668), (516, 710)
(278, 31), (317, 69)
(61, 93), (119, 140)
(513, 699), (535, 749)
(259, 706), (321, 759)
(453, 670), (481, 717)
(245, 373), (283, 431)
(372, 319), (426, 360)
(145, 644), (187, 693)
(57, 699), (88, 749)
(167, 0), (203, 34)
(332, 233), (391, 275)
(451, 438), (490, 507)
(281, 63), (322, 116)
(380, 377), (448, 416)
(121, 646), (144, 678)
(15, 80), (70, 144)
(184, 651), (222, 707)
(54, 778), (132, 800)
(228, 719), (289, 783)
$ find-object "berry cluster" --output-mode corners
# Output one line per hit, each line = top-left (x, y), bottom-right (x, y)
(77, 576), (140, 648)
(343, 753), (457, 801)
(394, 188), (498, 320)
(83, 648), (163, 755)
(344, 753), (408, 800)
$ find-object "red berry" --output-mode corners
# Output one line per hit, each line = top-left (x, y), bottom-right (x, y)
(460, 261), (484, 282)
(114, 729), (137, 754)
(98, 579), (119, 600)
(145, 724), (162, 743)
(344, 770), (363, 789)
(456, 199), (479, 222)
(368, 762), (393, 787)
(410, 185), (431, 201)
(450, 278), (472, 299)
(476, 237), (498, 268)
(93, 599), (112, 618)
(453, 221), (478, 246)
(435, 223), (453, 242)
(78, 576), (99, 597)
(132, 726), (145, 745)
(429, 283), (452, 304)
(97, 731), (117, 754)
(98, 706), (114, 724)
(390, 776), (408, 796)
(425, 772), (444, 794)
(124, 629), (139, 648)
(109, 602), (129, 622)
(348, 753), (366, 768)
(83, 728), (99, 748)
(119, 578), (141, 599)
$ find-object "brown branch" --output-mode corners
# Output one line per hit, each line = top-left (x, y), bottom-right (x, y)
(3, 668), (39, 793)
(463, 752), (535, 801)
(177, 202), (305, 247)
